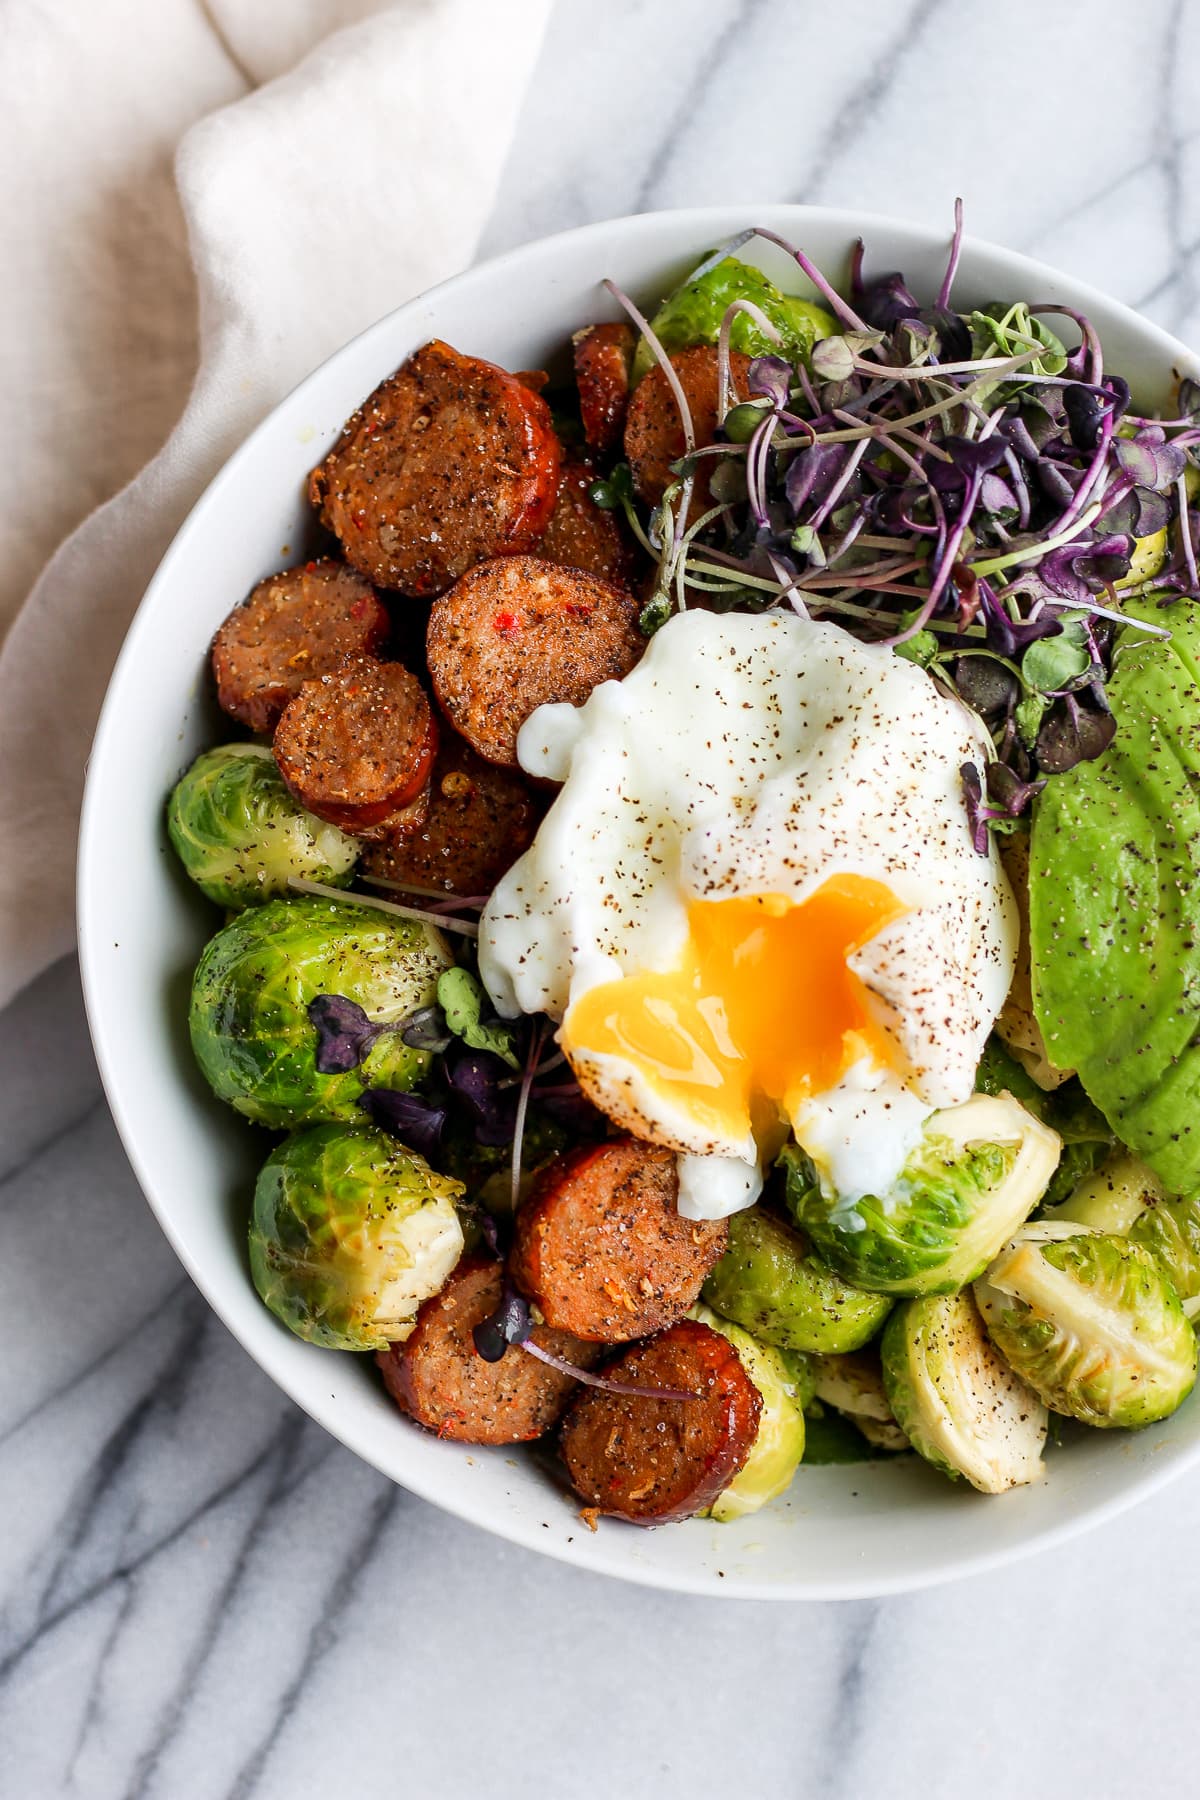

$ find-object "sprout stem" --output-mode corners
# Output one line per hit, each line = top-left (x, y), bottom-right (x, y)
(936, 196), (965, 310)
(1177, 473), (1199, 593)
(288, 877), (479, 938)
(518, 1339), (699, 1401)
(969, 503), (1104, 578)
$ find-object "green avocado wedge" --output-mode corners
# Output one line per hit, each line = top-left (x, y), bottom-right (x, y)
(631, 254), (837, 383)
(1030, 595), (1200, 1191)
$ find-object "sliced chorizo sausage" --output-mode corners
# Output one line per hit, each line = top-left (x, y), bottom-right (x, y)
(624, 345), (753, 522)
(573, 322), (636, 454)
(309, 339), (562, 598)
(426, 555), (643, 768)
(361, 733), (542, 896)
(509, 1140), (728, 1343)
(210, 560), (389, 734)
(538, 460), (640, 587)
(273, 657), (436, 835)
(559, 1318), (762, 1524)
(378, 1256), (597, 1444)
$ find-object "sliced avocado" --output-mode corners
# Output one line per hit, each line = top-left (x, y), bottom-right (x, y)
(1030, 594), (1200, 1191)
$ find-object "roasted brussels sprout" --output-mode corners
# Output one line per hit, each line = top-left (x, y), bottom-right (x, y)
(784, 1093), (1060, 1297)
(250, 1123), (465, 1349)
(975, 1226), (1199, 1429)
(881, 1291), (1047, 1492)
(702, 1205), (891, 1353)
(168, 744), (357, 907)
(689, 1304), (806, 1521)
(633, 253), (837, 381)
(1047, 1151), (1165, 1234)
(1130, 1197), (1200, 1319)
(810, 1351), (908, 1453)
(1047, 1153), (1200, 1318)
(190, 895), (452, 1128)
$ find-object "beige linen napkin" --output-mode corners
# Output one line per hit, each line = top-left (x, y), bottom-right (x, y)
(0, 0), (551, 1008)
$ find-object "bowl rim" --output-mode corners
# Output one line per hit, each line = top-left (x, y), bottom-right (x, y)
(77, 201), (1200, 1600)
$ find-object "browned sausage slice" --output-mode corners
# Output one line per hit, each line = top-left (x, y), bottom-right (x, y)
(559, 1319), (762, 1524)
(378, 1256), (597, 1445)
(426, 555), (643, 768)
(573, 322), (636, 454)
(624, 345), (753, 522)
(539, 460), (639, 587)
(210, 560), (389, 734)
(309, 340), (562, 598)
(361, 733), (542, 896)
(273, 657), (436, 834)
(510, 1140), (728, 1343)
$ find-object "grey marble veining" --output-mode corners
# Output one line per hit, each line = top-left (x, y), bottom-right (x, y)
(5, 1), (1200, 1794)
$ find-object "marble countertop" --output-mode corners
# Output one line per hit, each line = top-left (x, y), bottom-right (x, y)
(5, 1), (1200, 1794)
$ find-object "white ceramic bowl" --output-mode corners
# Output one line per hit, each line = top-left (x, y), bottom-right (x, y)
(78, 205), (1200, 1599)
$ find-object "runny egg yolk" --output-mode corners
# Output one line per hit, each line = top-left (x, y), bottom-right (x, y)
(561, 874), (909, 1148)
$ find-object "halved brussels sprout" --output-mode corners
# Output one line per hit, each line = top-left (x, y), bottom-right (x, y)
(810, 1351), (908, 1453)
(881, 1291), (1047, 1492)
(632, 253), (837, 382)
(1047, 1151), (1165, 1234)
(689, 1304), (807, 1521)
(1130, 1198), (1200, 1319)
(251, 1123), (466, 1349)
(975, 1226), (1198, 1429)
(168, 744), (357, 907)
(784, 1093), (1061, 1297)
(190, 895), (452, 1128)
(1047, 1154), (1200, 1319)
(701, 1206), (892, 1353)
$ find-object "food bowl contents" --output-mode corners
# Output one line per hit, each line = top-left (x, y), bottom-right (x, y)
(169, 216), (1200, 1534)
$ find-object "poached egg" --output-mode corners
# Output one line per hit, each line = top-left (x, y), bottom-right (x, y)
(479, 609), (1017, 1218)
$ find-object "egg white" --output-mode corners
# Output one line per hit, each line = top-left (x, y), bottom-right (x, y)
(479, 609), (1018, 1218)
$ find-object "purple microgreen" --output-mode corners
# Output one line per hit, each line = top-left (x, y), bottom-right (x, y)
(445, 1051), (519, 1147)
(936, 198), (965, 310)
(288, 876), (479, 939)
(852, 259), (922, 330)
(518, 1340), (699, 1402)
(1028, 303), (1103, 384)
(785, 442), (851, 514)
(746, 353), (792, 407)
(986, 760), (1046, 815)
(361, 875), (486, 908)
(399, 1003), (453, 1053)
(510, 1021), (545, 1210)
(810, 335), (857, 383)
(943, 435), (1009, 480)
(1036, 694), (1117, 773)
(717, 299), (784, 418)
(535, 1083), (605, 1135)
(1113, 435), (1189, 491)
(960, 762), (991, 855)
(1177, 474), (1199, 592)
(601, 279), (696, 457)
(307, 994), (387, 1074)
(1063, 383), (1105, 452)
(744, 227), (871, 332)
(1039, 534), (1132, 604)
(472, 1275), (531, 1363)
(357, 1087), (448, 1160)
